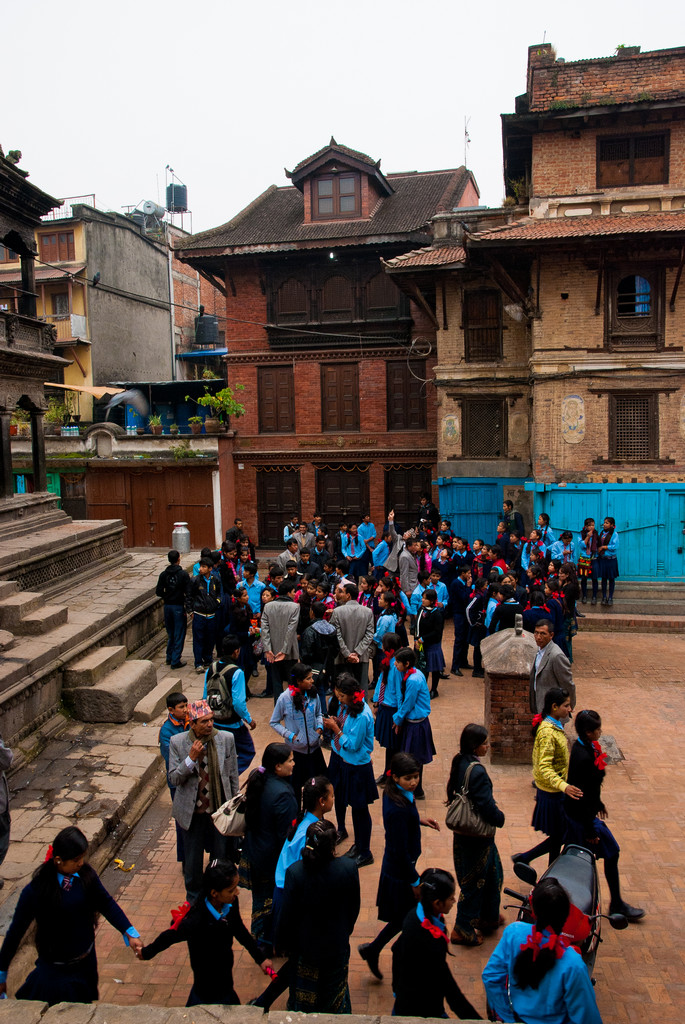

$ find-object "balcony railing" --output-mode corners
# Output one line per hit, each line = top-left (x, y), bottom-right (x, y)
(42, 314), (89, 341)
(41, 195), (96, 222)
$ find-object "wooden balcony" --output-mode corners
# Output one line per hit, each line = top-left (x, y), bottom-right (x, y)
(42, 313), (89, 342)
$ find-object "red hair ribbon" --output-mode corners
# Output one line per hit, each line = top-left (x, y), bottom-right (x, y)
(592, 740), (608, 771)
(519, 926), (567, 960)
(531, 714), (543, 728)
(421, 917), (449, 944)
(170, 900), (192, 930)
(288, 684), (301, 697)
(380, 652), (392, 670)
(44, 844), (54, 863)
(353, 691), (365, 703)
(385, 768), (392, 776)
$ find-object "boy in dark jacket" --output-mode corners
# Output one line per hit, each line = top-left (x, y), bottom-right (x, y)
(156, 549), (189, 669)
(186, 558), (222, 672)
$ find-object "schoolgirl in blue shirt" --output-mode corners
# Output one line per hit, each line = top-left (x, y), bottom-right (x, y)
(270, 662), (326, 798)
(410, 570), (431, 616)
(520, 529), (546, 577)
(428, 569), (449, 612)
(341, 525), (365, 578)
(577, 517), (600, 605)
(372, 591), (398, 683)
(323, 673), (377, 868)
(392, 647), (435, 799)
(358, 753), (440, 981)
(0, 827), (141, 1005)
(598, 516), (619, 606)
(357, 574), (375, 611)
(549, 531), (576, 564)
(373, 632), (402, 775)
(537, 513), (557, 549)
(414, 588), (446, 698)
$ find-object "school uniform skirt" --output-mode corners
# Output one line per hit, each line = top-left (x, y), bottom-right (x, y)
(424, 642), (445, 673)
(563, 814), (620, 859)
(376, 870), (415, 923)
(374, 704), (399, 750)
(17, 947), (99, 1006)
(531, 787), (565, 837)
(400, 718), (435, 765)
(327, 751), (378, 808)
(597, 555), (619, 580)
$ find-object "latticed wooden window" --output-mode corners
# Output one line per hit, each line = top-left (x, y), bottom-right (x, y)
(321, 275), (354, 321)
(606, 266), (663, 349)
(464, 290), (502, 361)
(462, 399), (505, 458)
(597, 133), (668, 187)
(610, 394), (658, 460)
(277, 278), (308, 322)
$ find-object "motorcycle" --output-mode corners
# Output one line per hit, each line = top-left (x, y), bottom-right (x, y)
(505, 844), (628, 976)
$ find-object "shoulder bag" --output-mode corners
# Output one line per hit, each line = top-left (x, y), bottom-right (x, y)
(211, 788), (247, 837)
(445, 762), (496, 837)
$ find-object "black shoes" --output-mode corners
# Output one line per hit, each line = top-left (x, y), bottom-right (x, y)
(355, 853), (374, 868)
(253, 690), (272, 698)
(439, 672), (451, 679)
(344, 845), (358, 859)
(453, 668), (463, 677)
(607, 597), (613, 606)
(581, 595), (587, 604)
(430, 689), (439, 699)
(472, 670), (485, 678)
(335, 830), (349, 845)
(358, 942), (383, 979)
(610, 901), (645, 922)
(170, 660), (186, 669)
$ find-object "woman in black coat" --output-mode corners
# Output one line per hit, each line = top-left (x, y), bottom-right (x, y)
(239, 742), (298, 952)
(392, 868), (480, 1019)
(446, 724), (505, 946)
(140, 861), (272, 1005)
(276, 819), (360, 1013)
(564, 710), (644, 921)
(415, 588), (445, 697)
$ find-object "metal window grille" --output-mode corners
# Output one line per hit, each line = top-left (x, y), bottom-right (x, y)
(464, 400), (504, 458)
(613, 396), (653, 460)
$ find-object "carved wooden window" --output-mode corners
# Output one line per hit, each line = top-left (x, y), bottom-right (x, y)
(313, 174), (360, 219)
(597, 133), (668, 187)
(276, 278), (308, 323)
(463, 290), (502, 361)
(609, 393), (658, 460)
(320, 275), (354, 322)
(366, 272), (401, 318)
(321, 363), (359, 432)
(258, 366), (295, 433)
(606, 266), (663, 349)
(39, 232), (75, 263)
(462, 399), (506, 458)
(386, 361), (427, 431)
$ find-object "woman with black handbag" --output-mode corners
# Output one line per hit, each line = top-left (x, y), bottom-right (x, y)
(445, 724), (505, 946)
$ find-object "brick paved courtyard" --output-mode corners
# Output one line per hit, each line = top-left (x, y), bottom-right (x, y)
(92, 627), (685, 1022)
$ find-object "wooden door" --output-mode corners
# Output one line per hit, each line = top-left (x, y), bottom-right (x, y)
(163, 467), (215, 550)
(87, 469), (132, 543)
(385, 466), (432, 533)
(257, 469), (301, 547)
(316, 467), (369, 527)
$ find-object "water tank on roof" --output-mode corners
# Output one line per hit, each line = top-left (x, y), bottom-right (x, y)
(129, 211), (146, 229)
(166, 184), (188, 213)
(195, 314), (219, 348)
(142, 200), (166, 219)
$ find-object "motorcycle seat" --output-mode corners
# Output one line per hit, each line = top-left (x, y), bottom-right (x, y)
(540, 845), (596, 918)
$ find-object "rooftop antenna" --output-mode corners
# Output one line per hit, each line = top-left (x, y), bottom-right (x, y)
(543, 29), (547, 43)
(464, 117), (471, 168)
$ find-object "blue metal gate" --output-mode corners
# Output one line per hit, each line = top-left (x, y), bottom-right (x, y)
(530, 483), (685, 580)
(437, 478), (518, 543)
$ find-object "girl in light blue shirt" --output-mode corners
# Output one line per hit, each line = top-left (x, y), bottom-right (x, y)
(270, 663), (325, 798)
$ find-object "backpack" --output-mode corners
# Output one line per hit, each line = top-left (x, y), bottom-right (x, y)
(205, 661), (240, 724)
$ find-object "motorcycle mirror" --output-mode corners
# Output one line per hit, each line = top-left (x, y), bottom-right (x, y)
(513, 861), (538, 886)
(608, 913), (629, 930)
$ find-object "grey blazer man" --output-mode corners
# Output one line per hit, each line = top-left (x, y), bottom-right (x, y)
(168, 728), (239, 831)
(261, 595), (300, 660)
(330, 601), (375, 665)
(294, 530), (316, 551)
(529, 642), (576, 714)
(399, 547), (419, 597)
(384, 521), (402, 573)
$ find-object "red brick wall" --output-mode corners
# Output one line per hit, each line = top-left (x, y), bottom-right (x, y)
(224, 269), (268, 349)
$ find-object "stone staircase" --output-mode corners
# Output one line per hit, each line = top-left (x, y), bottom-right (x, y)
(0, 580), (68, 635)
(62, 645), (181, 724)
(579, 582), (685, 633)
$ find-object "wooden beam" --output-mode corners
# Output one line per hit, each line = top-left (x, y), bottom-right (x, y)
(488, 256), (530, 310)
(670, 246), (685, 312)
(595, 252), (604, 316)
(405, 281), (439, 330)
(441, 280), (448, 331)
(197, 267), (227, 299)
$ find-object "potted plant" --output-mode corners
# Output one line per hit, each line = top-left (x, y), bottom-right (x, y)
(11, 408), (31, 437)
(44, 397), (67, 435)
(169, 422), (179, 435)
(148, 414), (163, 436)
(188, 415), (203, 435)
(187, 383), (245, 433)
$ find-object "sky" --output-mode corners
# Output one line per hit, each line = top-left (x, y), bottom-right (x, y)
(3, 1), (681, 234)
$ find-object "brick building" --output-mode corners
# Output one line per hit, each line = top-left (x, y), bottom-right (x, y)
(385, 43), (685, 579)
(175, 140), (479, 544)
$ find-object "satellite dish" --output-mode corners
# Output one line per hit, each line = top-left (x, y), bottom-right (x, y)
(142, 201), (165, 218)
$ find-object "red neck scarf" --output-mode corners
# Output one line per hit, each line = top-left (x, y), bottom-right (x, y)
(519, 926), (567, 961)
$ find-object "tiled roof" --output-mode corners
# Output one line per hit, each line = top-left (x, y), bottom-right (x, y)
(176, 169), (471, 254)
(383, 245), (467, 270)
(470, 212), (685, 243)
(290, 139), (378, 175)
(0, 262), (86, 284)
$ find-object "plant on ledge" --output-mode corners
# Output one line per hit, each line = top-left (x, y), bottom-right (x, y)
(185, 384), (245, 424)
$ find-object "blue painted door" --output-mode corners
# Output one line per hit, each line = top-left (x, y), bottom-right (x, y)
(666, 492), (685, 578)
(438, 481), (500, 543)
(605, 488), (659, 580)
(545, 488), (604, 538)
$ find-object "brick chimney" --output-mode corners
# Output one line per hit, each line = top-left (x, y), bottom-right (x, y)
(527, 42), (556, 95)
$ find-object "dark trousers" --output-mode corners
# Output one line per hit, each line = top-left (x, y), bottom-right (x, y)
(164, 604), (187, 666)
(221, 723), (256, 775)
(0, 807), (10, 869)
(334, 791), (372, 859)
(182, 811), (231, 902)
(451, 613), (469, 670)
(192, 614), (216, 669)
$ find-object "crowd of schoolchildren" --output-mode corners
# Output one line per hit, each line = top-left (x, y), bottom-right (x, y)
(0, 499), (628, 1021)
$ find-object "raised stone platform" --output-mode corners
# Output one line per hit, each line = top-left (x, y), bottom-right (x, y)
(0, 1004), (472, 1024)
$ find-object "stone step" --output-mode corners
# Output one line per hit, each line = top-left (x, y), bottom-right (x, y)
(63, 645), (128, 689)
(0, 509), (71, 542)
(0, 591), (45, 629)
(580, 611), (685, 634)
(581, 599), (685, 615)
(0, 630), (14, 652)
(66, 660), (158, 723)
(0, 581), (18, 600)
(0, 518), (126, 594)
(133, 673), (182, 722)
(15, 604), (68, 635)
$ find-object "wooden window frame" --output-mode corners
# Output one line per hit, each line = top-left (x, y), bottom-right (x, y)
(312, 174), (361, 220)
(605, 264), (664, 351)
(463, 289), (503, 362)
(38, 231), (75, 263)
(0, 245), (18, 263)
(461, 397), (507, 459)
(608, 392), (659, 461)
(320, 362), (360, 432)
(596, 132), (669, 188)
(386, 360), (427, 431)
(257, 365), (295, 434)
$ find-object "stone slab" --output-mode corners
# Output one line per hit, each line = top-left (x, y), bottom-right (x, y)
(67, 661), (158, 724)
(63, 646), (128, 689)
(0, 591), (43, 628)
(16, 604), (68, 636)
(42, 1004), (97, 1024)
(132, 675), (182, 722)
(0, 999), (48, 1022)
